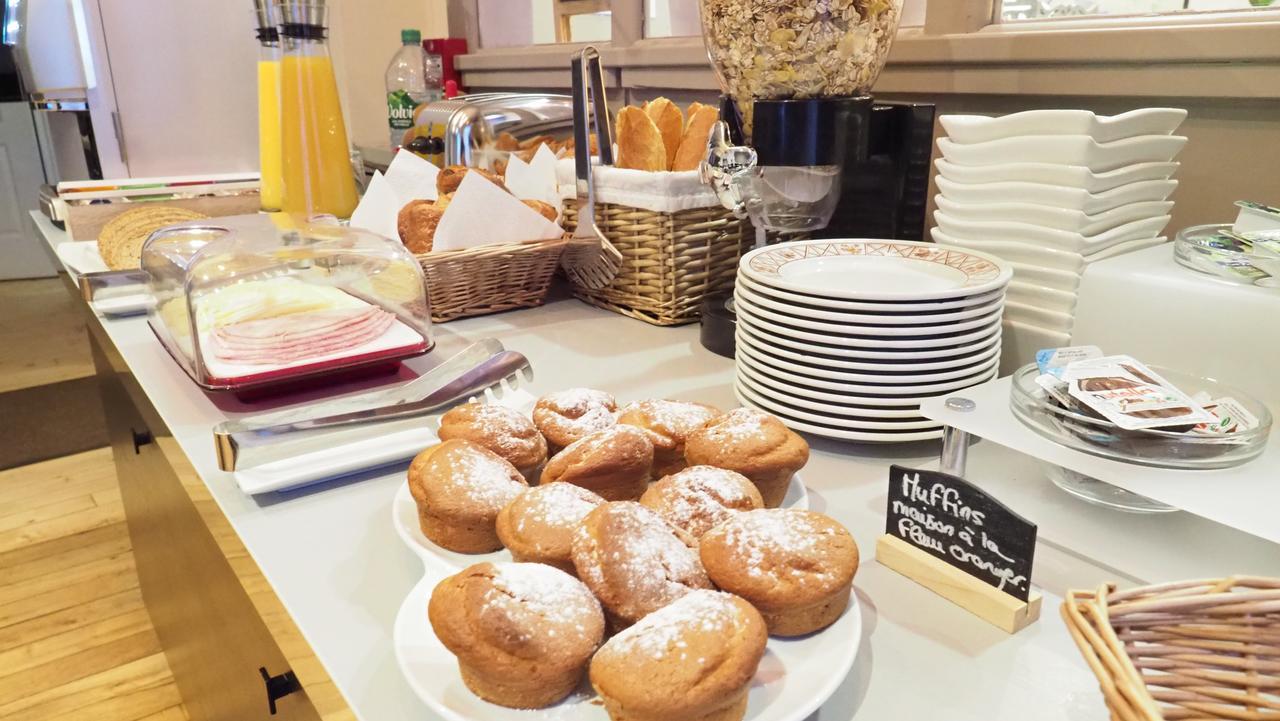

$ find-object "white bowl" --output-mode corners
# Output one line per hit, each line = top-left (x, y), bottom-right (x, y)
(936, 175), (1177, 214)
(739, 238), (1013, 302)
(937, 135), (1187, 172)
(932, 210), (1170, 255)
(737, 314), (1002, 361)
(737, 323), (1002, 373)
(940, 108), (1187, 145)
(1008, 262), (1081, 292)
(1002, 300), (1074, 331)
(930, 228), (1168, 272)
(1000, 318), (1072, 371)
(735, 273), (1006, 314)
(738, 348), (1000, 396)
(1006, 280), (1077, 314)
(935, 159), (1179, 193)
(735, 282), (1004, 327)
(934, 195), (1173, 236)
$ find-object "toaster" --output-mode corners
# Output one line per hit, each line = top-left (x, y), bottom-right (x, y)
(407, 92), (574, 168)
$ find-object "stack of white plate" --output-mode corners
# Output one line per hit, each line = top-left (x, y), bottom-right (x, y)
(930, 108), (1187, 366)
(733, 239), (1013, 442)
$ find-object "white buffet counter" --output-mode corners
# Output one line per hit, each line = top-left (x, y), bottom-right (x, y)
(30, 210), (1280, 720)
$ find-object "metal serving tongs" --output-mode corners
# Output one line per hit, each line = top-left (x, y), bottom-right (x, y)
(560, 46), (622, 290)
(212, 339), (532, 471)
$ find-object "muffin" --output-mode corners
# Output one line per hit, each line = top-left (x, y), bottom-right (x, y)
(684, 408), (809, 507)
(495, 483), (606, 574)
(700, 509), (858, 636)
(639, 465), (764, 539)
(590, 590), (767, 721)
(571, 501), (711, 629)
(437, 403), (548, 480)
(531, 388), (618, 453)
(428, 562), (605, 708)
(406, 440), (528, 553)
(616, 399), (721, 476)
(541, 425), (654, 502)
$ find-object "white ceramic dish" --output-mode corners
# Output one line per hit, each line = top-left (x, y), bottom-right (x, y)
(740, 308), (1004, 350)
(391, 476), (810, 575)
(733, 392), (946, 442)
(735, 282), (1004, 327)
(393, 560), (861, 721)
(1000, 318), (1073, 368)
(737, 324), (1002, 373)
(739, 350), (999, 397)
(932, 228), (1167, 272)
(936, 134), (1187, 172)
(736, 314), (1002, 361)
(736, 333), (1000, 384)
(737, 372), (931, 420)
(932, 211), (1170, 255)
(734, 291), (1004, 338)
(1006, 281), (1077, 315)
(739, 239), (1012, 302)
(939, 108), (1187, 145)
(736, 273), (1005, 314)
(735, 380), (941, 431)
(1008, 262), (1081, 292)
(1003, 300), (1074, 331)
(935, 159), (1179, 193)
(935, 175), (1177, 214)
(934, 195), (1173, 236)
(736, 361), (961, 408)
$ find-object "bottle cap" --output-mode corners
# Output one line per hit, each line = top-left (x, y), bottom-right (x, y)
(444, 80), (459, 98)
(401, 28), (422, 44)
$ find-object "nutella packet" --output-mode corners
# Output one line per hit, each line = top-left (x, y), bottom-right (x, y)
(1036, 346), (1102, 378)
(1063, 355), (1216, 431)
(1034, 373), (1075, 407)
(1192, 397), (1262, 436)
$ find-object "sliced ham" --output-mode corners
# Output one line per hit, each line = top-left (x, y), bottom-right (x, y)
(211, 307), (397, 365)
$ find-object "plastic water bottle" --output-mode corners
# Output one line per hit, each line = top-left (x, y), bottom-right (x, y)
(385, 29), (439, 150)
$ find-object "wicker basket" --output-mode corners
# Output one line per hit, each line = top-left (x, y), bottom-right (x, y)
(1062, 577), (1280, 720)
(415, 237), (568, 322)
(562, 203), (749, 326)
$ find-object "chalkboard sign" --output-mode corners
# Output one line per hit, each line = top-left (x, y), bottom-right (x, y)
(885, 465), (1037, 602)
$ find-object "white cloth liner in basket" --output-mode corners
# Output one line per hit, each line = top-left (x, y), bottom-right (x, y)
(556, 158), (722, 213)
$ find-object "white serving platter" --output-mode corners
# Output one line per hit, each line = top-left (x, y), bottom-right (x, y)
(393, 558), (862, 721)
(736, 314), (1002, 361)
(934, 195), (1173, 236)
(738, 349), (999, 397)
(935, 158), (1179, 192)
(1002, 300), (1074, 331)
(55, 240), (110, 275)
(936, 134), (1187, 172)
(392, 473), (810, 574)
(734, 291), (1004, 338)
(735, 282), (1005, 327)
(739, 239), (1012, 302)
(736, 273), (1005, 314)
(737, 323), (1002, 373)
(1006, 280), (1077, 315)
(1008, 262), (1081, 292)
(935, 175), (1177, 214)
(736, 332), (1001, 384)
(932, 210), (1170, 255)
(939, 108), (1187, 145)
(932, 228), (1167, 272)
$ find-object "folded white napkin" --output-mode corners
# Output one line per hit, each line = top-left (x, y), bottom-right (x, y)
(432, 172), (564, 252)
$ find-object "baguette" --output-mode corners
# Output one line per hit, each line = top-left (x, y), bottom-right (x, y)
(644, 97), (684, 170)
(615, 106), (667, 172)
(672, 105), (719, 172)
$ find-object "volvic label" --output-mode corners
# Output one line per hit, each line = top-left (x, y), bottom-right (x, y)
(387, 89), (416, 131)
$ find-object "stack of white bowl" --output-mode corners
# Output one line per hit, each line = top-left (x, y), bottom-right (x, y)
(733, 239), (1013, 442)
(930, 108), (1187, 369)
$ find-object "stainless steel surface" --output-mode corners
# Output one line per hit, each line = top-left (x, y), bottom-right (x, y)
(253, 0), (278, 31)
(275, 0), (328, 27)
(561, 47), (622, 290)
(945, 396), (977, 412)
(32, 97), (88, 112)
(78, 269), (150, 302)
(940, 425), (971, 477)
(213, 341), (530, 471)
(410, 93), (574, 166)
(703, 120), (757, 220)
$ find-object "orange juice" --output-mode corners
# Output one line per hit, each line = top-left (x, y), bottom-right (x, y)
(279, 53), (358, 219)
(257, 58), (284, 211)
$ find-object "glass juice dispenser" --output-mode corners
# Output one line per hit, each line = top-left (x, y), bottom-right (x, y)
(699, 0), (936, 241)
(275, 0), (359, 220)
(254, 0), (284, 212)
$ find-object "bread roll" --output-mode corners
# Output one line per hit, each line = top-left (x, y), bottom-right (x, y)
(616, 106), (667, 172)
(437, 165), (505, 196)
(493, 132), (520, 151)
(644, 97), (684, 170)
(397, 200), (443, 254)
(521, 199), (558, 223)
(672, 105), (719, 172)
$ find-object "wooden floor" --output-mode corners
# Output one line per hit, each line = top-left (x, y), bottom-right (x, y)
(0, 278), (189, 721)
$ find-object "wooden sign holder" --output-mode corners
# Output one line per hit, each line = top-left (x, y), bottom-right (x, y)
(876, 534), (1042, 634)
